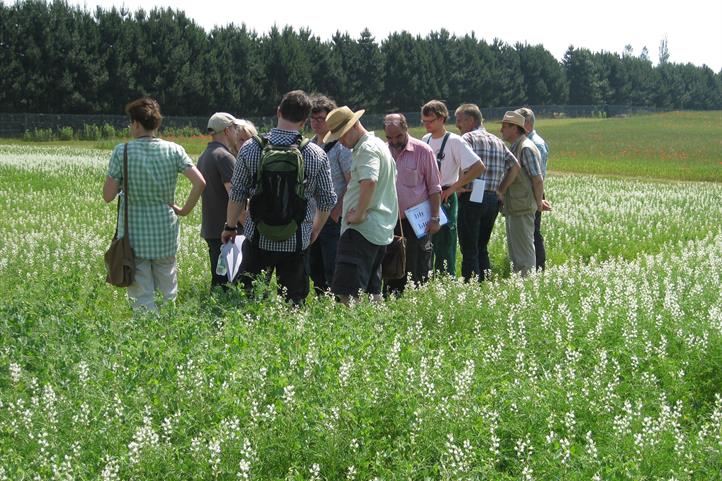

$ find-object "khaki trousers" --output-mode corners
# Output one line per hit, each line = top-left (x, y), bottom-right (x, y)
(127, 256), (177, 312)
(505, 213), (535, 276)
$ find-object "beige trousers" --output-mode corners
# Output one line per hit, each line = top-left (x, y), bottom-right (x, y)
(505, 213), (536, 276)
(126, 256), (177, 312)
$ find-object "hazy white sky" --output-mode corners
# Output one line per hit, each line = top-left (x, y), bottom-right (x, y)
(38, 0), (722, 71)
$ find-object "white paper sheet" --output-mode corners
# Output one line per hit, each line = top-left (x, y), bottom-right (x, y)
(220, 235), (245, 282)
(470, 179), (486, 203)
(404, 200), (448, 238)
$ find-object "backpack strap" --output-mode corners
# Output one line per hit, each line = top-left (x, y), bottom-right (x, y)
(426, 132), (450, 172)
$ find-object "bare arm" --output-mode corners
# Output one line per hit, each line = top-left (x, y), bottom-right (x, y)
(531, 175), (547, 212)
(103, 176), (119, 203)
(171, 166), (206, 216)
(346, 179), (376, 224)
(425, 191), (442, 234)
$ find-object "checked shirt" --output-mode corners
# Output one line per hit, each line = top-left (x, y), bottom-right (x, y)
(107, 138), (194, 259)
(462, 128), (518, 191)
(229, 128), (337, 252)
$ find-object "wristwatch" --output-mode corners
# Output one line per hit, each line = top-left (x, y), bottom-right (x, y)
(223, 223), (238, 232)
(430, 216), (440, 222)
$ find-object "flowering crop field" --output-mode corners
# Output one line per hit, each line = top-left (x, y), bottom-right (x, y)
(1, 143), (721, 480)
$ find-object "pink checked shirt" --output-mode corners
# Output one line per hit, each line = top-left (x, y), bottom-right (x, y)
(390, 136), (442, 219)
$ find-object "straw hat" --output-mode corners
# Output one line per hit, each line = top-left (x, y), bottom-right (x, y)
(323, 106), (365, 143)
(502, 110), (526, 129)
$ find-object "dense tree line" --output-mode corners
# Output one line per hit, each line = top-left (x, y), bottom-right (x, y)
(2, 0), (721, 115)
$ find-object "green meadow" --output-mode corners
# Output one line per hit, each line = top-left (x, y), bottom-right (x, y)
(0, 112), (721, 480)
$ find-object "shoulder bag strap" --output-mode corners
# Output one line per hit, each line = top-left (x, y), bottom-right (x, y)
(122, 143), (129, 238)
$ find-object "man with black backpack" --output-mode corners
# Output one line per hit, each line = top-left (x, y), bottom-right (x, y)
(222, 90), (337, 305)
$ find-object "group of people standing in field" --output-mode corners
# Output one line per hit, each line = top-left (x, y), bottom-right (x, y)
(103, 91), (549, 312)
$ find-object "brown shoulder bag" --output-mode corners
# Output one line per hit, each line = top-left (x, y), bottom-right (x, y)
(104, 144), (136, 287)
(381, 209), (406, 280)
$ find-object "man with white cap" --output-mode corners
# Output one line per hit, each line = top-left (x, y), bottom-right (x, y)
(323, 106), (398, 304)
(197, 112), (244, 288)
(499, 110), (550, 276)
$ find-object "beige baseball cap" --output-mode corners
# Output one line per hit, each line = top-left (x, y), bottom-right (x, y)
(207, 112), (242, 134)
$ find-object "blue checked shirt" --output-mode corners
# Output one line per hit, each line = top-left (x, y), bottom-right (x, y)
(528, 130), (549, 178)
(462, 127), (519, 191)
(229, 128), (337, 252)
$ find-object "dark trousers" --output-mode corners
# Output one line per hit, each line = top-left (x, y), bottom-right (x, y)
(432, 191), (458, 276)
(458, 191), (500, 282)
(309, 217), (341, 295)
(206, 238), (230, 288)
(384, 218), (433, 296)
(238, 241), (309, 305)
(534, 210), (546, 270)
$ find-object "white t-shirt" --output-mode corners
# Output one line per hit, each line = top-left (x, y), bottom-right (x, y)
(422, 132), (480, 186)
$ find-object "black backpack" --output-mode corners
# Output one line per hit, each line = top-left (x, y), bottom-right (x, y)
(249, 135), (309, 249)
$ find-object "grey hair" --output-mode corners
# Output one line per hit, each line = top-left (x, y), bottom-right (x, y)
(517, 107), (536, 128)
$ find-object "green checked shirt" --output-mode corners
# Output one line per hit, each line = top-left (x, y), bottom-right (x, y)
(107, 138), (194, 259)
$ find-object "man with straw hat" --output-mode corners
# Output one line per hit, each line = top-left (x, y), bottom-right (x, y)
(499, 110), (550, 276)
(323, 106), (398, 304)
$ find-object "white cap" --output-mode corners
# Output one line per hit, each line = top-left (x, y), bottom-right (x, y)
(207, 112), (242, 134)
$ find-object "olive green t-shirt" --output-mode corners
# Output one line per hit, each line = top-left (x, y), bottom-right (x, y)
(341, 133), (398, 246)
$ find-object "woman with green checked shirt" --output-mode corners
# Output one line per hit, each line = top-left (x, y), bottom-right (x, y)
(103, 97), (206, 312)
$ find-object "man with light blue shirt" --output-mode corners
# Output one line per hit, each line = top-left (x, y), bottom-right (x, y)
(322, 106), (398, 304)
(518, 107), (549, 271)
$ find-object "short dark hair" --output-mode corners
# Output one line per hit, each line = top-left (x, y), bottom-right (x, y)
(310, 94), (337, 115)
(455, 103), (483, 126)
(421, 100), (449, 120)
(279, 90), (312, 123)
(125, 97), (162, 131)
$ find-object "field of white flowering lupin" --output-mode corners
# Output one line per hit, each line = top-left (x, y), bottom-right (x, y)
(1, 144), (721, 480)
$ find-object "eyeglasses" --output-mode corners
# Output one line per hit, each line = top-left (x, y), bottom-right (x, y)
(421, 117), (441, 125)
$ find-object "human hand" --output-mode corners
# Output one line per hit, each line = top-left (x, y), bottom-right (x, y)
(345, 208), (365, 225)
(441, 188), (455, 203)
(426, 218), (441, 234)
(330, 203), (342, 223)
(221, 229), (236, 244)
(540, 199), (552, 212)
(496, 190), (505, 204)
(170, 203), (189, 216)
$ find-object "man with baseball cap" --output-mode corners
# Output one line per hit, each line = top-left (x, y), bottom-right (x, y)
(499, 110), (550, 276)
(197, 112), (244, 288)
(323, 106), (398, 304)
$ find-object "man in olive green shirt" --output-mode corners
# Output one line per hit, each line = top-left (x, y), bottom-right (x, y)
(322, 106), (398, 303)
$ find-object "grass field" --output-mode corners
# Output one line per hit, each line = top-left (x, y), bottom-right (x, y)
(1, 112), (721, 480)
